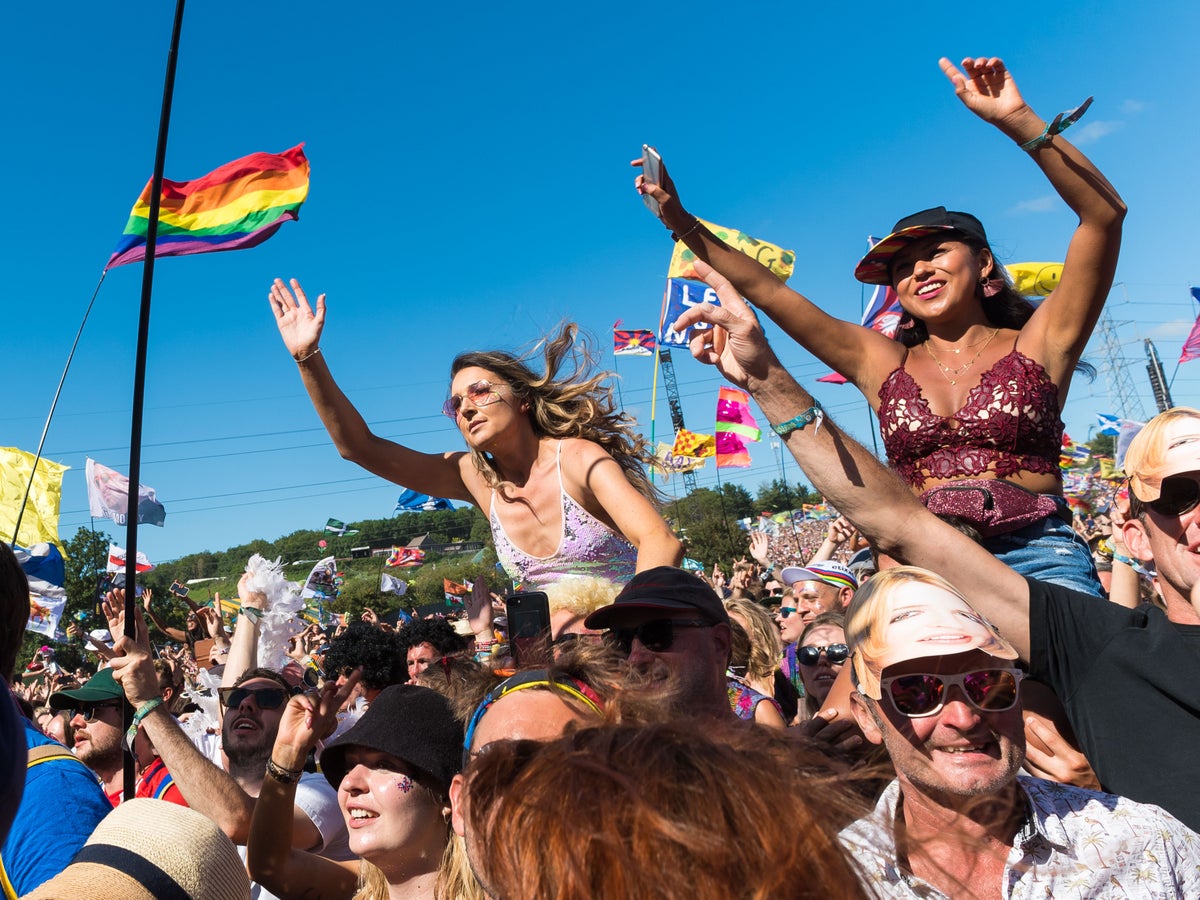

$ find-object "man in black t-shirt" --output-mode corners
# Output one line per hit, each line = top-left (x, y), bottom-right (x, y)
(672, 284), (1200, 828)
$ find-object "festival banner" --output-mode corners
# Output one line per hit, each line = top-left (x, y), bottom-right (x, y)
(386, 547), (426, 568)
(613, 329), (657, 356)
(667, 219), (794, 283)
(0, 447), (68, 551)
(1006, 262), (1063, 297)
(670, 429), (717, 459)
(658, 278), (722, 349)
(651, 442), (707, 476)
(443, 579), (470, 607)
(301, 556), (338, 600)
(106, 544), (155, 574)
(108, 144), (310, 269)
(394, 489), (453, 513)
(1180, 288), (1200, 364)
(16, 543), (67, 638)
(1095, 413), (1122, 437)
(715, 386), (761, 469)
(86, 458), (166, 527)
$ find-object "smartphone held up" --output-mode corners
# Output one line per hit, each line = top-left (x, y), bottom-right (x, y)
(641, 144), (663, 217)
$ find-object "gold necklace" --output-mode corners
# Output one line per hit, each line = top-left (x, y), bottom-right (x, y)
(926, 327), (999, 355)
(924, 328), (999, 385)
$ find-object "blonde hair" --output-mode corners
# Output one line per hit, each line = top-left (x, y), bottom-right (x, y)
(450, 323), (658, 504)
(724, 599), (783, 683)
(544, 576), (620, 618)
(1125, 406), (1200, 496)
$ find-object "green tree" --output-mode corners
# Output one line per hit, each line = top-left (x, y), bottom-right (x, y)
(665, 488), (749, 568)
(753, 478), (817, 513)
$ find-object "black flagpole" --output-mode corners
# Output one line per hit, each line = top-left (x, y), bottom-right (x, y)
(123, 0), (186, 801)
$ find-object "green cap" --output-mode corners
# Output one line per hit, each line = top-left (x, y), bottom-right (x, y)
(48, 667), (125, 710)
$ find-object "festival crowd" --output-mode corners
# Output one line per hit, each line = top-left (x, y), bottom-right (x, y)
(6, 56), (1200, 899)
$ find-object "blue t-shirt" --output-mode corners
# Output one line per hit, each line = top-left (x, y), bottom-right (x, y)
(0, 720), (110, 897)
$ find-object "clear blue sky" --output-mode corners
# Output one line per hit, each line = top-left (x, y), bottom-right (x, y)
(4, 2), (1198, 563)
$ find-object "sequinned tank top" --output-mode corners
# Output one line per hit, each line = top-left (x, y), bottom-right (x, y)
(877, 346), (1063, 488)
(489, 442), (638, 589)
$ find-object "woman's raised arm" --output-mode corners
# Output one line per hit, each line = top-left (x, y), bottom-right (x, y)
(269, 278), (474, 502)
(940, 56), (1126, 381)
(633, 159), (903, 394)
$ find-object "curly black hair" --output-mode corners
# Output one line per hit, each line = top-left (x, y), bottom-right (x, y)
(395, 617), (467, 659)
(323, 621), (406, 691)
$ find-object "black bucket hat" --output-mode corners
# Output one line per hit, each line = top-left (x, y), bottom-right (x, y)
(320, 684), (463, 793)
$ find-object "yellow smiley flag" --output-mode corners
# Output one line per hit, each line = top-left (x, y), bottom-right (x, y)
(0, 447), (69, 551)
(1006, 262), (1063, 297)
(668, 219), (795, 282)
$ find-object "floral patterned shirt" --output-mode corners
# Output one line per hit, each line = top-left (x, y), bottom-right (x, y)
(839, 776), (1200, 898)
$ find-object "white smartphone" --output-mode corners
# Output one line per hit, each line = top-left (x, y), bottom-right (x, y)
(641, 144), (663, 216)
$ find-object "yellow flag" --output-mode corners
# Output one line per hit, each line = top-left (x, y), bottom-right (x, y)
(652, 442), (707, 475)
(1006, 262), (1063, 297)
(668, 219), (795, 282)
(0, 447), (69, 551)
(671, 429), (717, 459)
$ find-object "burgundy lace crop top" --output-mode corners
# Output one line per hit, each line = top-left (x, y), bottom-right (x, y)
(877, 348), (1064, 488)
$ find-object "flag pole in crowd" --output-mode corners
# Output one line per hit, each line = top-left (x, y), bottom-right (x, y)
(119, 0), (187, 800)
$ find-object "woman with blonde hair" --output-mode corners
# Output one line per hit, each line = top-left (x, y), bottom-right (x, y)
(270, 280), (681, 588)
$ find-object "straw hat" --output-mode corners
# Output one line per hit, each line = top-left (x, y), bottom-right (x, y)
(22, 798), (250, 900)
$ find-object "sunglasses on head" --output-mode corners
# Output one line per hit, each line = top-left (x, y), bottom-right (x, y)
(798, 643), (850, 666)
(70, 700), (122, 721)
(604, 618), (715, 654)
(1132, 473), (1200, 518)
(442, 380), (507, 419)
(217, 686), (289, 710)
(880, 668), (1023, 719)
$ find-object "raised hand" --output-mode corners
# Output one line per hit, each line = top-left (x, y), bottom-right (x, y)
(102, 589), (128, 646)
(273, 669), (363, 769)
(360, 607), (378, 625)
(108, 606), (162, 707)
(1023, 711), (1101, 790)
(269, 277), (326, 361)
(631, 151), (693, 234)
(939, 56), (1029, 128)
(748, 531), (772, 567)
(464, 578), (494, 639)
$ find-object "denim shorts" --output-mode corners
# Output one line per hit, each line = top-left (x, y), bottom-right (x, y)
(982, 497), (1104, 598)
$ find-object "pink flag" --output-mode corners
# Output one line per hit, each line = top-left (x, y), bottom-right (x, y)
(716, 386), (761, 469)
(1180, 288), (1200, 364)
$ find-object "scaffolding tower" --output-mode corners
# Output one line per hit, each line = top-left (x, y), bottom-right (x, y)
(658, 349), (698, 493)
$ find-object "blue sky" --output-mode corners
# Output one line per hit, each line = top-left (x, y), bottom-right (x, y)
(3, 2), (1198, 563)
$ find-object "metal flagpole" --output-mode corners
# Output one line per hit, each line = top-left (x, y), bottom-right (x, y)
(122, 0), (187, 801)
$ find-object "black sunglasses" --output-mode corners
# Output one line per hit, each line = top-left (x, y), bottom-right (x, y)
(70, 700), (122, 721)
(1135, 473), (1200, 518)
(604, 619), (715, 654)
(217, 686), (289, 710)
(880, 669), (1023, 719)
(797, 643), (850, 666)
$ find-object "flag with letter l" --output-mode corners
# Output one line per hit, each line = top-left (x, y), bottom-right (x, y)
(0, 447), (68, 551)
(108, 144), (309, 269)
(86, 458), (166, 527)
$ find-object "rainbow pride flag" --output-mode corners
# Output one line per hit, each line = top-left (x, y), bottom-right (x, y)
(107, 144), (309, 269)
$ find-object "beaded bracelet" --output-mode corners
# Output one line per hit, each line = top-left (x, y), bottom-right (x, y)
(1019, 96), (1093, 152)
(266, 758), (303, 785)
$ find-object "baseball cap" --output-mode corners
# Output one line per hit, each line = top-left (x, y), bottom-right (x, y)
(48, 667), (125, 710)
(854, 207), (989, 285)
(780, 561), (858, 592)
(1124, 408), (1200, 503)
(320, 684), (464, 793)
(584, 566), (729, 630)
(845, 567), (1018, 701)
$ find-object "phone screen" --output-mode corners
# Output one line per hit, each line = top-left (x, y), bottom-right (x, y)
(506, 591), (551, 667)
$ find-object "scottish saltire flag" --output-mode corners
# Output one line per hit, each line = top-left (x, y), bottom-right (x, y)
(86, 458), (166, 527)
(819, 241), (903, 384)
(613, 329), (656, 356)
(15, 543), (67, 638)
(0, 447), (68, 551)
(1180, 288), (1200, 364)
(394, 490), (452, 513)
(1095, 413), (1122, 437)
(386, 547), (426, 568)
(325, 518), (360, 536)
(380, 573), (408, 596)
(1006, 262), (1063, 297)
(659, 278), (722, 349)
(671, 429), (716, 459)
(108, 144), (309, 269)
(667, 219), (794, 282)
(715, 386), (761, 469)
(106, 544), (155, 573)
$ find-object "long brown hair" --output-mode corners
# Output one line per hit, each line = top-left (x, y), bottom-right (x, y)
(450, 323), (659, 504)
(464, 720), (871, 898)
